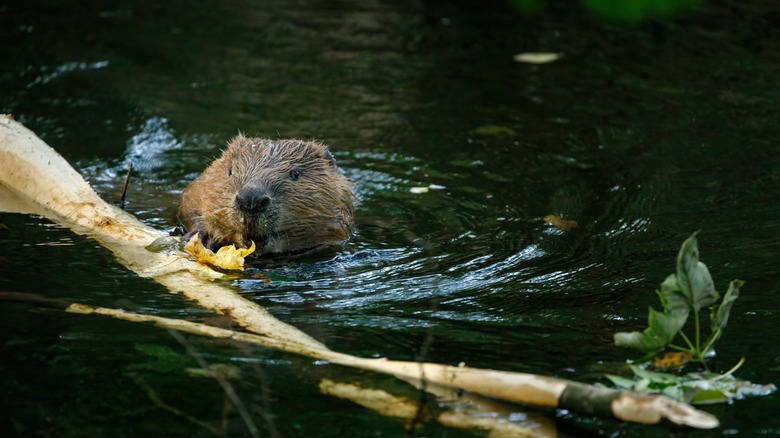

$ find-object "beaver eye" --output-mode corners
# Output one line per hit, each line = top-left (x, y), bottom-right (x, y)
(289, 169), (301, 181)
(228, 166), (232, 177)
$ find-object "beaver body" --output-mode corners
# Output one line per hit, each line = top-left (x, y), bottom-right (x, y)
(178, 134), (356, 255)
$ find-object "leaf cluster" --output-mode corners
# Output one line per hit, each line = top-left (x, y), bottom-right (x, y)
(614, 233), (742, 361)
(606, 361), (775, 405)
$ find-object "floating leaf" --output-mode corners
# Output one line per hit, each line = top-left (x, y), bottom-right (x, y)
(184, 233), (255, 271)
(651, 351), (694, 368)
(605, 374), (636, 389)
(689, 389), (729, 405)
(513, 52), (563, 64)
(609, 360), (774, 405)
(543, 214), (578, 233)
(629, 365), (680, 384)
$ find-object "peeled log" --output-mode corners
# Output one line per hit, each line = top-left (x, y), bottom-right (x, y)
(0, 115), (719, 430)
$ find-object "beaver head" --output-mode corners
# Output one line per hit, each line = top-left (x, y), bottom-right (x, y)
(178, 134), (356, 255)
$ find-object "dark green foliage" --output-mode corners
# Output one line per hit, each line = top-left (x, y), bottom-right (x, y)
(582, 0), (701, 21)
(509, 0), (702, 21)
(614, 233), (741, 361)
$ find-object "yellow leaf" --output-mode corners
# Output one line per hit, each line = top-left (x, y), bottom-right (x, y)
(543, 214), (579, 233)
(184, 233), (255, 271)
(651, 351), (694, 369)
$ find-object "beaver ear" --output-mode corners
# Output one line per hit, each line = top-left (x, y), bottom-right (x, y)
(324, 150), (338, 168)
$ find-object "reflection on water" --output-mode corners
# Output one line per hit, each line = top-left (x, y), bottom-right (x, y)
(2, 0), (780, 436)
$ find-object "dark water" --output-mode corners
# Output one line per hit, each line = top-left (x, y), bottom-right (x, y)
(2, 0), (780, 436)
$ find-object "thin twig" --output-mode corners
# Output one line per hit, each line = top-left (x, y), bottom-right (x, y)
(408, 297), (438, 436)
(120, 162), (133, 210)
(130, 373), (221, 435)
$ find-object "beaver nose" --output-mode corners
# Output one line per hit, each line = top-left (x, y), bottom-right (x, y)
(236, 188), (271, 214)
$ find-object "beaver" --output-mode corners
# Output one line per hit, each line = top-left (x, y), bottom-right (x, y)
(178, 134), (356, 256)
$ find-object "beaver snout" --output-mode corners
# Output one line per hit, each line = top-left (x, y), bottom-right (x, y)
(236, 188), (271, 215)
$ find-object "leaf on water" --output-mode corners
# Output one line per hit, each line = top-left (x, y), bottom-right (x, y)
(513, 52), (563, 64)
(609, 360), (776, 405)
(184, 233), (255, 271)
(711, 279), (743, 332)
(629, 365), (680, 384)
(651, 351), (694, 368)
(689, 389), (729, 405)
(605, 374), (636, 389)
(662, 385), (685, 400)
(543, 214), (578, 233)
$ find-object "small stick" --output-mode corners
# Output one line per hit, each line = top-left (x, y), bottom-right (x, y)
(120, 162), (133, 210)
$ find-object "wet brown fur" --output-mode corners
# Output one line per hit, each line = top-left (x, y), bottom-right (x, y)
(178, 134), (356, 255)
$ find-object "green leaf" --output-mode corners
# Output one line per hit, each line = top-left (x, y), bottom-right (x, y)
(614, 309), (669, 353)
(662, 385), (685, 400)
(614, 307), (681, 353)
(629, 365), (680, 384)
(689, 389), (729, 405)
(605, 374), (636, 389)
(676, 233), (719, 311)
(658, 274), (687, 315)
(711, 279), (743, 332)
(581, 0), (701, 22)
(657, 273), (690, 334)
(646, 307), (680, 344)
